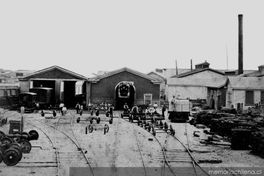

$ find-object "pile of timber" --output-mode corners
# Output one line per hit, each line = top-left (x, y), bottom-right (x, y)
(190, 109), (264, 157)
(251, 127), (264, 158)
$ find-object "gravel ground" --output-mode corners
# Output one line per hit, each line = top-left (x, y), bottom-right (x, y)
(0, 110), (263, 176)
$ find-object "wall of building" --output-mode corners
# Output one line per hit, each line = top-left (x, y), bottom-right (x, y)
(19, 81), (30, 93)
(167, 85), (207, 101)
(90, 71), (160, 105)
(226, 89), (263, 110)
(0, 84), (20, 107)
(148, 73), (166, 101)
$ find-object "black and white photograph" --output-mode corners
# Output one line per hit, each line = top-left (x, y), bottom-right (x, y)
(0, 0), (264, 176)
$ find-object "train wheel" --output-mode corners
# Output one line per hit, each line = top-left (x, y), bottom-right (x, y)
(21, 132), (30, 140)
(9, 144), (22, 161)
(1, 137), (13, 145)
(104, 124), (109, 135)
(0, 131), (6, 140)
(148, 125), (151, 132)
(152, 129), (156, 136)
(19, 139), (32, 153)
(28, 130), (39, 140)
(88, 125), (93, 133)
(3, 149), (20, 166)
(41, 110), (45, 117)
(109, 118), (113, 124)
(164, 122), (168, 132)
(53, 111), (57, 117)
(172, 129), (175, 136)
(0, 150), (3, 163)
(96, 117), (100, 124)
(76, 117), (80, 123)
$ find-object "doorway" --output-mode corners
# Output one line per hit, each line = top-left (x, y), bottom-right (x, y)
(115, 81), (135, 110)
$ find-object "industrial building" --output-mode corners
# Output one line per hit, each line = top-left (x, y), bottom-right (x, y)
(19, 65), (88, 107)
(87, 67), (161, 109)
(19, 66), (161, 109)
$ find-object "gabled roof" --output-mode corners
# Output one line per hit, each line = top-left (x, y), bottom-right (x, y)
(228, 77), (264, 90)
(167, 77), (228, 88)
(20, 65), (88, 80)
(151, 68), (191, 79)
(147, 71), (166, 82)
(172, 68), (225, 78)
(241, 71), (264, 77)
(89, 67), (161, 84)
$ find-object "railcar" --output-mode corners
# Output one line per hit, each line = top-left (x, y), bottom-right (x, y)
(29, 87), (53, 109)
(18, 92), (37, 112)
(168, 98), (190, 122)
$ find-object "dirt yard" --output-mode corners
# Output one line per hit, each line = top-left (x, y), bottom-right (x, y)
(0, 110), (263, 176)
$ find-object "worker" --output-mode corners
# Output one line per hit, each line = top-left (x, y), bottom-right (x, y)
(75, 102), (80, 114)
(162, 104), (166, 117)
(95, 108), (100, 117)
(79, 104), (83, 116)
(153, 102), (158, 114)
(59, 102), (64, 115)
(153, 102), (158, 109)
(170, 96), (177, 111)
(62, 106), (67, 116)
(109, 104), (114, 117)
(123, 103), (129, 113)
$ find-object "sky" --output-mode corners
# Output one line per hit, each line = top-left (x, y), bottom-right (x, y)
(0, 0), (264, 77)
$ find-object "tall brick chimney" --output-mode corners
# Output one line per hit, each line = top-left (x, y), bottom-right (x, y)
(238, 14), (243, 74)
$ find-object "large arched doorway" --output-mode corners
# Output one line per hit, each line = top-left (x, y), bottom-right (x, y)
(115, 81), (135, 110)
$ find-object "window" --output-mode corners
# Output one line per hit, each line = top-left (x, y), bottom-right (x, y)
(261, 91), (264, 105)
(144, 94), (152, 105)
(16, 73), (23, 77)
(6, 90), (11, 96)
(0, 90), (4, 97)
(11, 89), (17, 96)
(245, 90), (254, 106)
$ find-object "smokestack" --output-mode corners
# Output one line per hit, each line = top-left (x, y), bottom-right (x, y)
(238, 14), (243, 74)
(175, 59), (178, 75)
(190, 59), (193, 71)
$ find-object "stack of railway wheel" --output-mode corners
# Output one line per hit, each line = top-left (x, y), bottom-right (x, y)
(0, 132), (22, 166)
(251, 128), (264, 158)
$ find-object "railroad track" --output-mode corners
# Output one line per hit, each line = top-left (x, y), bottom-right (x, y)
(30, 111), (95, 176)
(132, 124), (147, 176)
(120, 113), (210, 176)
(25, 121), (60, 175)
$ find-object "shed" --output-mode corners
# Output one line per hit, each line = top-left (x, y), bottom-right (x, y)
(88, 67), (161, 109)
(226, 77), (264, 110)
(19, 65), (88, 107)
